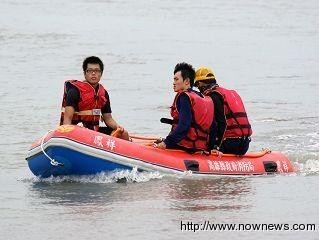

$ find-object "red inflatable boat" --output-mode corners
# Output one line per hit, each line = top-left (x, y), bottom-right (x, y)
(26, 125), (295, 178)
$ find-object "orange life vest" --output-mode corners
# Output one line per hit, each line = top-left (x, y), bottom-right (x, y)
(170, 90), (214, 151)
(204, 86), (252, 139)
(60, 80), (107, 131)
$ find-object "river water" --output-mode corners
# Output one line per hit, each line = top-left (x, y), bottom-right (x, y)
(0, 0), (318, 239)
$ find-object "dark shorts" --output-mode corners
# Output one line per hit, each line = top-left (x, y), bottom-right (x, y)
(98, 126), (114, 135)
(219, 137), (251, 155)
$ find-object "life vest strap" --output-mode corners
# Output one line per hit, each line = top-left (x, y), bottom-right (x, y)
(61, 107), (101, 116)
(226, 124), (251, 130)
(225, 112), (247, 119)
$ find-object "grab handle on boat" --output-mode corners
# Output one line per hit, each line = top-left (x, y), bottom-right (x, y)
(41, 131), (64, 167)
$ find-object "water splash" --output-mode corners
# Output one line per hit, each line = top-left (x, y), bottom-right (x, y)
(295, 159), (319, 175)
(20, 167), (164, 184)
(306, 132), (319, 140)
(255, 117), (290, 123)
(275, 134), (295, 140)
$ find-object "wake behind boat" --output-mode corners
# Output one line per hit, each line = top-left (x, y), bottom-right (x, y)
(26, 125), (295, 178)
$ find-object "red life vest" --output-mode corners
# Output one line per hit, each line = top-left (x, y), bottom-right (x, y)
(204, 86), (252, 139)
(170, 90), (214, 151)
(60, 80), (108, 131)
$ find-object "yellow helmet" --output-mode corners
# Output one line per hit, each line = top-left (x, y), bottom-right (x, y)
(194, 67), (216, 85)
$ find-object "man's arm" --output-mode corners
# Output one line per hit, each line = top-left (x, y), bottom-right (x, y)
(102, 113), (129, 140)
(102, 113), (120, 130)
(160, 93), (192, 149)
(63, 85), (79, 125)
(211, 92), (226, 146)
(63, 106), (75, 125)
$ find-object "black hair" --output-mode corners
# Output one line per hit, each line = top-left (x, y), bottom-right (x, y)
(174, 62), (195, 87)
(194, 78), (216, 87)
(82, 56), (104, 73)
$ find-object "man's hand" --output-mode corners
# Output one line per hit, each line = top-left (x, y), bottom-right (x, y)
(153, 141), (166, 149)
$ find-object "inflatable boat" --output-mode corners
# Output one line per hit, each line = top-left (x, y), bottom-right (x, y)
(26, 125), (295, 178)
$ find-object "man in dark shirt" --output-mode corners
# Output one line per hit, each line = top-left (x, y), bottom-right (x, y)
(194, 67), (251, 155)
(154, 63), (213, 151)
(62, 56), (129, 139)
(206, 91), (226, 148)
(163, 93), (193, 149)
(64, 83), (114, 133)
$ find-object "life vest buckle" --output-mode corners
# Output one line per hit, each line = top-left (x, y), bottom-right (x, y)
(92, 109), (101, 116)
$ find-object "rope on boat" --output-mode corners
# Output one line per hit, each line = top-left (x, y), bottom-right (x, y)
(111, 127), (123, 137)
(117, 129), (273, 157)
(211, 148), (271, 158)
(129, 134), (162, 141)
(40, 130), (64, 166)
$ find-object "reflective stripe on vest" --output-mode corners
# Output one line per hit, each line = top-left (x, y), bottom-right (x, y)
(61, 107), (101, 116)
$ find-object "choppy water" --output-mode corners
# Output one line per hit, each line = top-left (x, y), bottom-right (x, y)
(0, 0), (318, 239)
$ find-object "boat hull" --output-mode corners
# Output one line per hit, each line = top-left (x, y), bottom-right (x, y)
(28, 146), (132, 178)
(26, 125), (295, 177)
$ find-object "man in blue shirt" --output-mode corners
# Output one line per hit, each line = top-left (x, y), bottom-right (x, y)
(154, 63), (214, 152)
